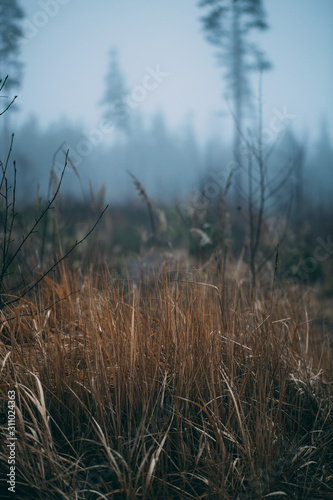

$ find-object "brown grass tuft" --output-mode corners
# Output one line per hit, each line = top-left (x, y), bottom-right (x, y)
(0, 263), (332, 499)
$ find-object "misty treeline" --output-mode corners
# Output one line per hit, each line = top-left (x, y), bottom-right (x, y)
(1, 0), (332, 262)
(9, 103), (333, 211)
(11, 111), (203, 204)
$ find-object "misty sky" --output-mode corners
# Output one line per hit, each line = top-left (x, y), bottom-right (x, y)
(13, 0), (333, 144)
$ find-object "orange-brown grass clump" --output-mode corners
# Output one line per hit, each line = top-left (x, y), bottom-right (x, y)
(0, 263), (332, 499)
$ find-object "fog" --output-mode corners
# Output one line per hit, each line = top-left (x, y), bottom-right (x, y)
(9, 111), (333, 217)
(1, 0), (332, 210)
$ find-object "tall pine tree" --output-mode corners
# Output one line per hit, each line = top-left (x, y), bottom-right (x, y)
(199, 0), (270, 185)
(100, 49), (130, 137)
(0, 0), (24, 92)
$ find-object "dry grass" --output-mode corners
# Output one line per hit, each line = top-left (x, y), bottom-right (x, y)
(0, 262), (332, 499)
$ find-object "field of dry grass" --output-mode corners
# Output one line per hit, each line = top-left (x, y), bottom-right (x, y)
(0, 260), (332, 499)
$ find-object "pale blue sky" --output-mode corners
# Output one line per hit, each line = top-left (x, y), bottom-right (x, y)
(13, 0), (333, 144)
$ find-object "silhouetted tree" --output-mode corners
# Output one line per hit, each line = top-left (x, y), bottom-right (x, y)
(0, 0), (24, 92)
(199, 0), (270, 187)
(0, 0), (24, 143)
(100, 48), (130, 136)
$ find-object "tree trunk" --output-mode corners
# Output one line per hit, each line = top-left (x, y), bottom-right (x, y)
(232, 0), (244, 193)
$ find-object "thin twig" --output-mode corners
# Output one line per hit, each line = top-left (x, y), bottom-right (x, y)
(5, 205), (108, 307)
(2, 152), (69, 279)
